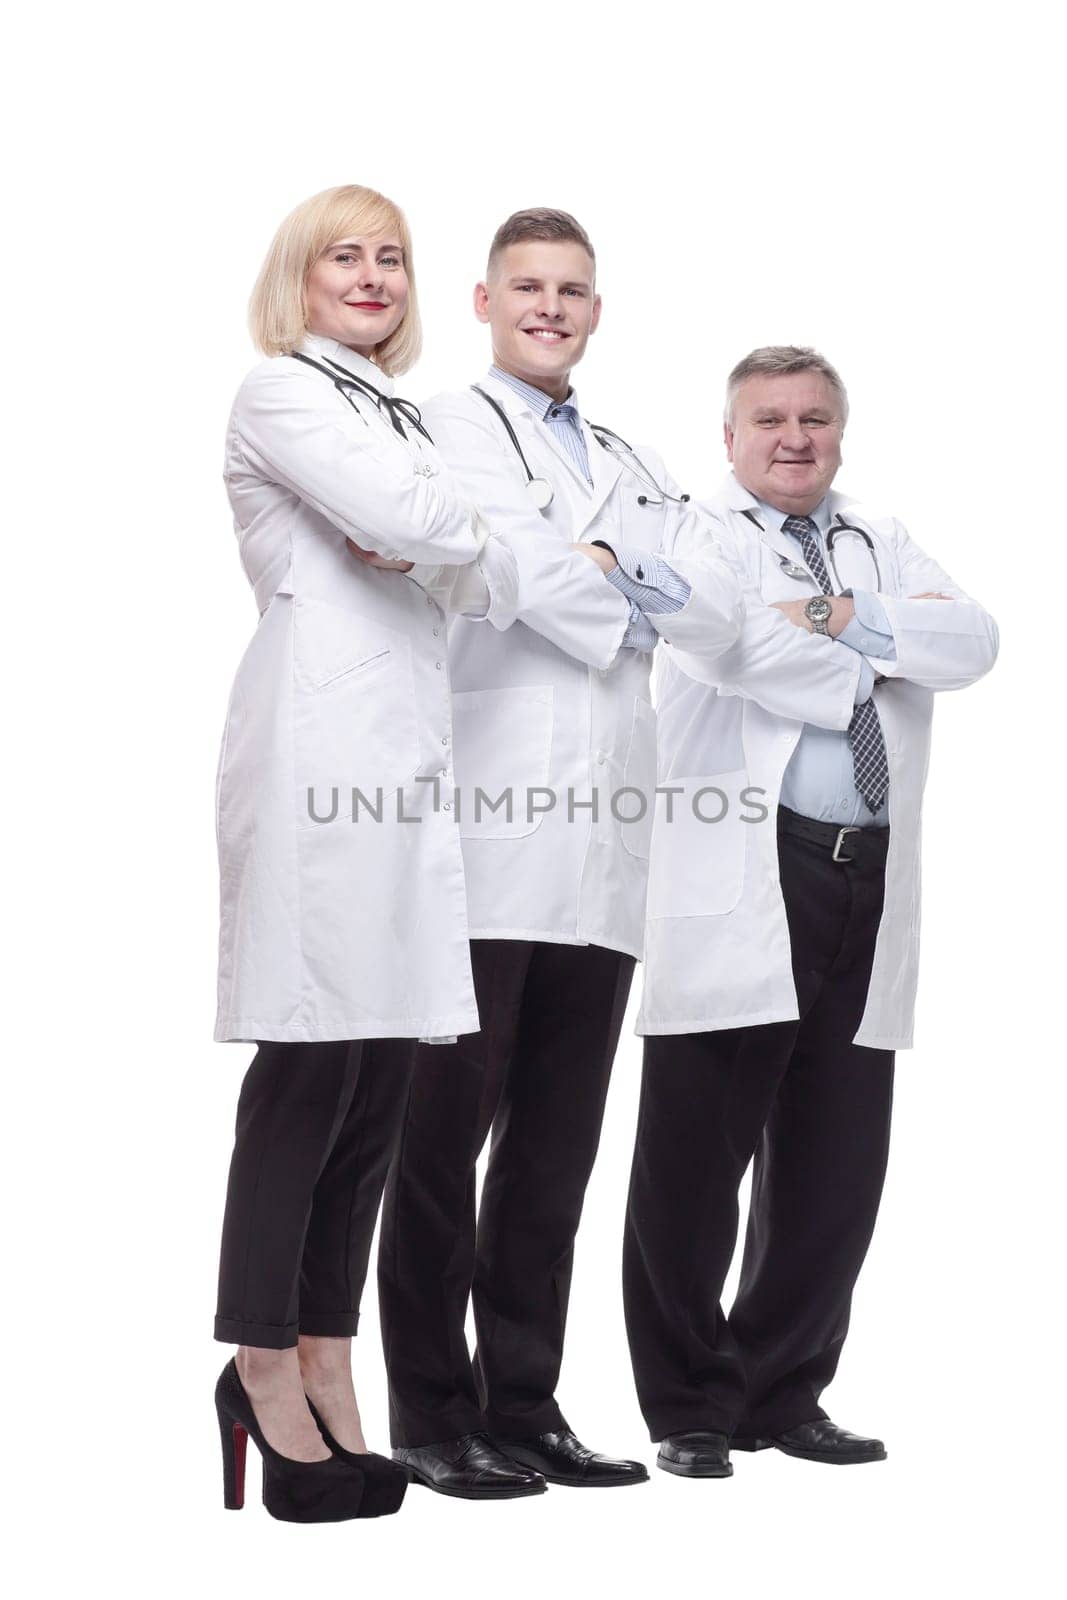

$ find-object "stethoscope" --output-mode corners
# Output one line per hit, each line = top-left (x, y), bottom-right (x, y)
(471, 385), (690, 511)
(291, 350), (434, 443)
(740, 507), (883, 591)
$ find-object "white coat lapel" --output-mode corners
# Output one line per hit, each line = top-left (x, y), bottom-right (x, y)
(720, 472), (819, 584)
(572, 415), (624, 535)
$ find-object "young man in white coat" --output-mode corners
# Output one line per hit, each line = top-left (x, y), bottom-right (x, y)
(625, 346), (999, 1478)
(378, 209), (743, 1498)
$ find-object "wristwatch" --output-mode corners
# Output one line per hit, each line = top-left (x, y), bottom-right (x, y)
(804, 596), (833, 635)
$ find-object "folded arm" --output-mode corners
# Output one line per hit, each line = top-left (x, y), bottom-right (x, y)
(234, 364), (489, 566)
(866, 522), (999, 690)
(419, 397), (632, 668)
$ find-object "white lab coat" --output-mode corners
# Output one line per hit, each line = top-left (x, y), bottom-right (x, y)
(638, 472), (999, 1049)
(215, 336), (517, 1043)
(420, 375), (743, 961)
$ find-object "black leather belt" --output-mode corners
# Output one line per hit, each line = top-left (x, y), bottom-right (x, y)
(777, 805), (890, 865)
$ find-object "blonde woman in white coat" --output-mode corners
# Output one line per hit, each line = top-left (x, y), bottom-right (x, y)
(212, 186), (519, 1522)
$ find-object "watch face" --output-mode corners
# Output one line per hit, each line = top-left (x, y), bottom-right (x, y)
(806, 597), (833, 622)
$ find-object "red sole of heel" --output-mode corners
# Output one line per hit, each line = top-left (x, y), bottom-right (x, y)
(228, 1423), (248, 1510)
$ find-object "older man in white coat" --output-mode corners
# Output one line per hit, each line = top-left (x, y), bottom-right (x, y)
(624, 346), (999, 1478)
(378, 210), (742, 1498)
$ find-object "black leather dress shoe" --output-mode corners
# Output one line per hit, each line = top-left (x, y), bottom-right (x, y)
(656, 1431), (733, 1478)
(732, 1419), (886, 1464)
(392, 1433), (547, 1499)
(503, 1429), (648, 1487)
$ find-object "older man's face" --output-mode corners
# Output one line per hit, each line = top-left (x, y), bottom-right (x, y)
(726, 371), (844, 516)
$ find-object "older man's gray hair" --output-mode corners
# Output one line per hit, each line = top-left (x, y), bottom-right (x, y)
(725, 346), (849, 427)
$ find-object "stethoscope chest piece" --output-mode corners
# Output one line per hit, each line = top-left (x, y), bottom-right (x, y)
(527, 477), (554, 510)
(780, 559), (810, 580)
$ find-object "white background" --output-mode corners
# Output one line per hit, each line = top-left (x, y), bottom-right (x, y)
(7, 2), (1062, 1596)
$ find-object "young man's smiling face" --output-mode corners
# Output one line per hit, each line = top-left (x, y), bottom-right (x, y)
(475, 238), (601, 401)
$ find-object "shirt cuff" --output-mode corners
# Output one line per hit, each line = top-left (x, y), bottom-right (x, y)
(598, 543), (692, 615)
(838, 589), (897, 660)
(619, 600), (659, 651)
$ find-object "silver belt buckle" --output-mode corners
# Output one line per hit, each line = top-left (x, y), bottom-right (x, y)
(832, 825), (860, 863)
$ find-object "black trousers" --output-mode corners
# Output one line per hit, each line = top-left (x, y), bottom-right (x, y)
(379, 938), (635, 1446)
(624, 811), (895, 1441)
(215, 1038), (415, 1349)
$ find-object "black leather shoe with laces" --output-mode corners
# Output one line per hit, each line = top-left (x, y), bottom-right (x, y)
(393, 1433), (547, 1499)
(732, 1419), (886, 1464)
(503, 1429), (648, 1487)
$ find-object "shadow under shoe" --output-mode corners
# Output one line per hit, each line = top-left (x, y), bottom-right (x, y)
(305, 1397), (408, 1518)
(215, 1358), (367, 1523)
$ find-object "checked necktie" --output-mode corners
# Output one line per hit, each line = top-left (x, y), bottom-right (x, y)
(781, 515), (890, 816)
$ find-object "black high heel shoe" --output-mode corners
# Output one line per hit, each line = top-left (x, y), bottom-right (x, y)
(215, 1358), (367, 1522)
(305, 1397), (408, 1517)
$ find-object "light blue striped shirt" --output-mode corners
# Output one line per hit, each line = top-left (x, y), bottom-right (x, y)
(488, 367), (690, 649)
(489, 366), (594, 483)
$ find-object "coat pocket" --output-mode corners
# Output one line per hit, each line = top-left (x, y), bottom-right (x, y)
(293, 600), (420, 809)
(646, 771), (748, 918)
(452, 686), (554, 840)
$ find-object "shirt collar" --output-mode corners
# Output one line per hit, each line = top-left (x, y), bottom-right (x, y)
(755, 493), (831, 537)
(489, 365), (578, 421)
(298, 333), (395, 398)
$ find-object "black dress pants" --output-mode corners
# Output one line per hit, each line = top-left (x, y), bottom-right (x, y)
(379, 938), (635, 1447)
(624, 811), (895, 1441)
(215, 1038), (415, 1349)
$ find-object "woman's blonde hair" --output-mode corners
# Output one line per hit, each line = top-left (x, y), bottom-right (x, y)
(249, 185), (422, 374)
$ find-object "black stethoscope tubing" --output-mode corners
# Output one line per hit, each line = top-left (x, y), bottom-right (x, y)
(586, 423), (691, 506)
(471, 385), (553, 506)
(471, 386), (690, 509)
(741, 507), (882, 590)
(290, 350), (434, 443)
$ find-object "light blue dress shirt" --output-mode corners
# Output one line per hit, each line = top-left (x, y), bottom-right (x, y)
(757, 496), (896, 827)
(488, 368), (690, 649)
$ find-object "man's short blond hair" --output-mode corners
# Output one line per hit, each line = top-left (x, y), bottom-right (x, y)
(486, 208), (596, 280)
(725, 345), (849, 427)
(248, 184), (421, 375)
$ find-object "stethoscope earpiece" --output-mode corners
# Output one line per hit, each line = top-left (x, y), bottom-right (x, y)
(589, 425), (690, 506)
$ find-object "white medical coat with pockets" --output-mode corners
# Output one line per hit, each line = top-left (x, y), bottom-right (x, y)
(421, 375), (743, 961)
(638, 473), (1000, 1049)
(215, 336), (516, 1044)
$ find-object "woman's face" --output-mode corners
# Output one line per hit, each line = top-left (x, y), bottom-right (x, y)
(305, 234), (409, 355)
